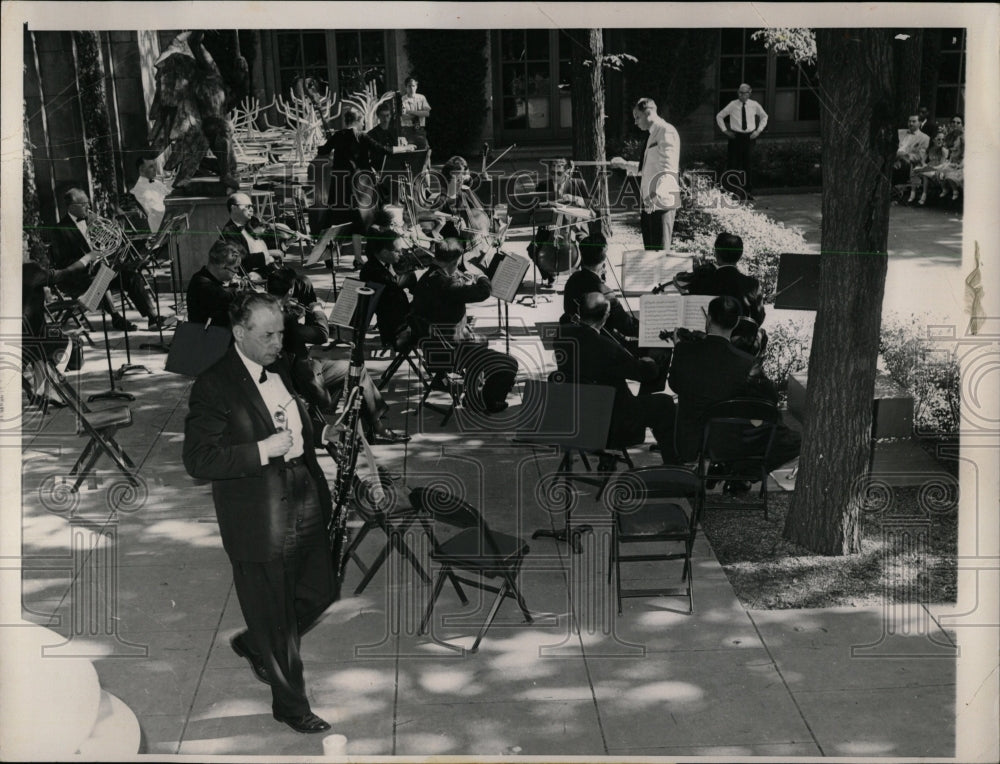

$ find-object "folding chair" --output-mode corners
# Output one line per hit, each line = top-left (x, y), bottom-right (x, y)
(416, 329), (464, 426)
(45, 286), (95, 348)
(341, 478), (433, 595)
(41, 363), (139, 493)
(605, 466), (702, 614)
(697, 398), (780, 519)
(376, 344), (432, 391)
(410, 486), (533, 653)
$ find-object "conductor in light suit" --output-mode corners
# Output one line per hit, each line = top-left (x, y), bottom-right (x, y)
(614, 98), (682, 252)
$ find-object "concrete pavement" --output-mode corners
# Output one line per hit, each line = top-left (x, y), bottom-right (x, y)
(13, 195), (961, 758)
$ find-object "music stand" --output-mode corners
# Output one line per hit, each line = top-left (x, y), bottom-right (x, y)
(773, 253), (821, 310)
(80, 264), (135, 402)
(514, 379), (616, 554)
(488, 251), (530, 356)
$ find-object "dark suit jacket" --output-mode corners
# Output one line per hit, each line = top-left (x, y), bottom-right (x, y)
(561, 268), (639, 338)
(183, 346), (333, 562)
(555, 322), (661, 445)
(410, 265), (491, 340)
(48, 216), (95, 296)
(186, 266), (235, 327)
(360, 258), (411, 345)
(668, 334), (758, 460)
(686, 264), (765, 326)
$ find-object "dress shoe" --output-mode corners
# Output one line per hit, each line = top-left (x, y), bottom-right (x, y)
(352, 258), (365, 270)
(723, 480), (752, 496)
(147, 315), (173, 330)
(272, 711), (331, 734)
(918, 193), (927, 205)
(110, 315), (137, 332)
(371, 428), (411, 445)
(231, 633), (271, 685)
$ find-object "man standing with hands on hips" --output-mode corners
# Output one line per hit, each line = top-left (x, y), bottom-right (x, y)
(716, 83), (768, 200)
(613, 98), (682, 252)
(183, 292), (338, 735)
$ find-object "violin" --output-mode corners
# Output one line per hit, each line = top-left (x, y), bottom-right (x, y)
(246, 215), (313, 248)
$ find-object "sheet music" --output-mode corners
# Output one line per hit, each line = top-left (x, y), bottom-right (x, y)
(619, 249), (662, 294)
(681, 295), (714, 328)
(329, 278), (363, 328)
(490, 253), (530, 303)
(79, 263), (117, 312)
(638, 293), (679, 347)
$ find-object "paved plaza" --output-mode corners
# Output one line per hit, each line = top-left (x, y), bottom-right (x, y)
(13, 195), (965, 758)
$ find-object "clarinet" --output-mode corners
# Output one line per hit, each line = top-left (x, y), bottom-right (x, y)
(327, 287), (376, 578)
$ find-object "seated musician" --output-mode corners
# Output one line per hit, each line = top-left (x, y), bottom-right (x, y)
(129, 154), (173, 233)
(408, 238), (519, 414)
(668, 295), (799, 490)
(366, 102), (398, 201)
(48, 187), (169, 331)
(219, 192), (317, 305)
(22, 260), (85, 407)
(682, 233), (765, 325)
(431, 155), (480, 242)
(561, 232), (638, 339)
(313, 105), (376, 269)
(186, 240), (244, 327)
(527, 158), (594, 287)
(266, 269), (410, 445)
(554, 292), (676, 463)
(359, 227), (417, 348)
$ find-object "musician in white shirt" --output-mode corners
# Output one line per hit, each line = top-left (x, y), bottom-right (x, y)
(716, 84), (769, 199)
(129, 156), (173, 233)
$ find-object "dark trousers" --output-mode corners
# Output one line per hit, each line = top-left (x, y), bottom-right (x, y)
(725, 133), (756, 194)
(230, 465), (334, 716)
(614, 393), (677, 463)
(455, 342), (519, 411)
(640, 208), (677, 252)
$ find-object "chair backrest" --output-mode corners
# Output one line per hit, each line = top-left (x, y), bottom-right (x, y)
(410, 486), (481, 529)
(603, 466), (702, 530)
(700, 397), (779, 463)
(515, 379), (615, 451)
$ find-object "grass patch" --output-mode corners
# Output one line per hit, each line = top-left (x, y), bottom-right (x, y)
(700, 489), (957, 609)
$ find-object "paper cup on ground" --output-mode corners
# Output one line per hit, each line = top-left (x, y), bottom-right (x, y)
(322, 734), (348, 757)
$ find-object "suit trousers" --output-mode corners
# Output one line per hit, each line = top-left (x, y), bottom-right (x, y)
(725, 133), (756, 194)
(230, 463), (334, 716)
(640, 208), (677, 252)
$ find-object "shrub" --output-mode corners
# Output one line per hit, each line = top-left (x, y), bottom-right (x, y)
(879, 313), (961, 435)
(684, 138), (822, 189)
(762, 318), (814, 396)
(673, 177), (810, 299)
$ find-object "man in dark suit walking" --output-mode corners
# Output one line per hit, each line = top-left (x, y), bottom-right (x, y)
(49, 187), (168, 331)
(183, 292), (335, 734)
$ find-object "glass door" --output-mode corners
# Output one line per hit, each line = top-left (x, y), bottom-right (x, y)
(495, 30), (572, 143)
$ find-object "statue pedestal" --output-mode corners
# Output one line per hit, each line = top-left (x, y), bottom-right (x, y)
(164, 195), (228, 294)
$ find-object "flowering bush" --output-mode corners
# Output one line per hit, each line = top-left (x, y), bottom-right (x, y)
(879, 313), (961, 435)
(751, 29), (817, 65)
(673, 179), (811, 298)
(761, 318), (814, 395)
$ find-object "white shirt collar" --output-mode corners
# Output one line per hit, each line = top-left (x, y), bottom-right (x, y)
(234, 344), (264, 380)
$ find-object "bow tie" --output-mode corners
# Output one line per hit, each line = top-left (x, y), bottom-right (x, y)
(258, 362), (281, 383)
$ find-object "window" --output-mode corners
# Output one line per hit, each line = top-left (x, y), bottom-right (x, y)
(935, 29), (966, 119)
(497, 30), (572, 135)
(334, 30), (385, 95)
(271, 30), (386, 100)
(274, 31), (328, 97)
(718, 29), (819, 131)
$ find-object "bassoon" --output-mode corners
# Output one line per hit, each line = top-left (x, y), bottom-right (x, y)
(326, 286), (377, 581)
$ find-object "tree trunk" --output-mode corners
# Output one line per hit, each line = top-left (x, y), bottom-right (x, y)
(783, 29), (922, 555)
(72, 31), (118, 215)
(570, 29), (611, 239)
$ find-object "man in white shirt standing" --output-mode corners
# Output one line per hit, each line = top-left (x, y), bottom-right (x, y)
(129, 155), (173, 233)
(400, 76), (431, 149)
(614, 98), (682, 252)
(716, 83), (768, 200)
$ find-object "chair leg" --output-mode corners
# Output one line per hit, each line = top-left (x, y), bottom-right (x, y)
(446, 570), (468, 604)
(418, 568), (449, 635)
(377, 354), (405, 390)
(470, 582), (510, 653)
(505, 567), (533, 624)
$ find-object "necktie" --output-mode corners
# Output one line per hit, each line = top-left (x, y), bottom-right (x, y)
(741, 103), (748, 131)
(258, 369), (267, 383)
